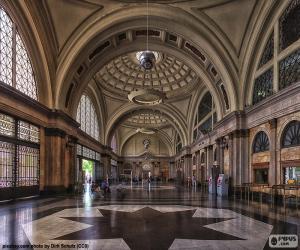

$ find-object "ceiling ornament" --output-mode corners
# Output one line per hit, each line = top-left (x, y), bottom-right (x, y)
(136, 128), (156, 134)
(128, 89), (166, 105)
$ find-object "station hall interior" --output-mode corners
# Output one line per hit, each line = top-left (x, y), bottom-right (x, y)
(0, 0), (300, 249)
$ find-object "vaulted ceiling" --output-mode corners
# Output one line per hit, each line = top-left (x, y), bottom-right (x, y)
(16, 0), (271, 155)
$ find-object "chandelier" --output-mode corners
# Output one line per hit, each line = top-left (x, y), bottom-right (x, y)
(138, 0), (156, 70)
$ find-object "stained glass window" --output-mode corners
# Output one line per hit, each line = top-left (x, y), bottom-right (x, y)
(252, 131), (269, 153)
(193, 92), (215, 141)
(252, 69), (273, 105)
(76, 94), (100, 141)
(258, 33), (274, 68)
(279, 0), (300, 51)
(279, 48), (300, 90)
(282, 120), (300, 148)
(0, 7), (37, 99)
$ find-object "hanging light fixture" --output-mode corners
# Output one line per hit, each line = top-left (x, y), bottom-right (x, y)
(138, 0), (156, 70)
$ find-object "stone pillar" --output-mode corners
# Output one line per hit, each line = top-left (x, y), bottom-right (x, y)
(183, 154), (192, 182)
(228, 133), (234, 181)
(231, 129), (249, 185)
(269, 119), (277, 185)
(64, 135), (78, 191)
(117, 161), (123, 180)
(195, 151), (200, 182)
(44, 128), (67, 193)
(169, 161), (175, 179)
(101, 153), (112, 180)
(39, 127), (46, 191)
(216, 138), (224, 173)
(207, 145), (214, 178)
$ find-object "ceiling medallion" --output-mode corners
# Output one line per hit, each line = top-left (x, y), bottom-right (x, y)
(128, 89), (166, 105)
(136, 128), (156, 134)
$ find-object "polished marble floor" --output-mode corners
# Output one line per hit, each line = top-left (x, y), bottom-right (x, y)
(0, 184), (299, 250)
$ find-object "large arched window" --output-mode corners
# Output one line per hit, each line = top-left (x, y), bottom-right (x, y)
(253, 0), (300, 104)
(111, 134), (117, 153)
(0, 7), (37, 100)
(281, 120), (300, 148)
(279, 0), (300, 51)
(76, 94), (100, 140)
(252, 131), (270, 153)
(193, 92), (216, 142)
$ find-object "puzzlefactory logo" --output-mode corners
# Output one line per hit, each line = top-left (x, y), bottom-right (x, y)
(269, 234), (298, 248)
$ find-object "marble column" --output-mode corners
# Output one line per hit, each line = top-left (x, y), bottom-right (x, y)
(44, 128), (67, 193)
(183, 154), (192, 182)
(101, 153), (112, 179)
(231, 129), (249, 185)
(169, 161), (175, 179)
(64, 135), (78, 191)
(216, 138), (224, 173)
(207, 145), (214, 179)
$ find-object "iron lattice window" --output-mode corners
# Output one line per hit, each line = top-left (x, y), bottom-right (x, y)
(258, 32), (274, 68)
(0, 113), (40, 189)
(253, 131), (270, 153)
(0, 8), (37, 99)
(76, 144), (100, 161)
(193, 92), (215, 141)
(18, 120), (39, 143)
(17, 145), (39, 186)
(282, 120), (300, 148)
(76, 94), (100, 141)
(0, 113), (15, 137)
(279, 48), (300, 90)
(0, 141), (14, 187)
(279, 0), (300, 51)
(252, 69), (273, 105)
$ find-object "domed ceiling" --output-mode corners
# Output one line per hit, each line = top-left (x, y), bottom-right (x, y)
(125, 111), (168, 127)
(95, 51), (197, 98)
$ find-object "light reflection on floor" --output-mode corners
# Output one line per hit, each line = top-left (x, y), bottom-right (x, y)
(0, 185), (299, 249)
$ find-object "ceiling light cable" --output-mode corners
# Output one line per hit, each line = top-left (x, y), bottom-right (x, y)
(147, 0), (149, 51)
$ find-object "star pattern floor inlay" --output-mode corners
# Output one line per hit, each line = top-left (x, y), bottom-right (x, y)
(22, 205), (274, 250)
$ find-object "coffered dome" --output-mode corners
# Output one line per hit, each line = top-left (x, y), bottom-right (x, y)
(95, 51), (197, 98)
(125, 111), (168, 127)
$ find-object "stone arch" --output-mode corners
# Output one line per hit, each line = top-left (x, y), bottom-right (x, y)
(277, 115), (300, 149)
(55, 5), (238, 115)
(120, 129), (173, 156)
(105, 103), (188, 147)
